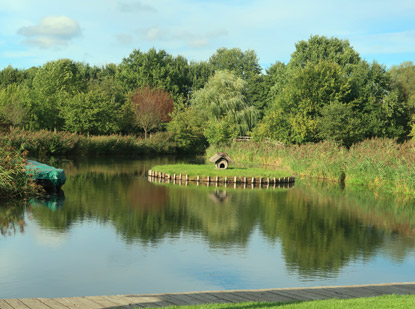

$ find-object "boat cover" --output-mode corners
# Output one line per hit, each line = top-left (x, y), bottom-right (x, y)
(25, 160), (66, 188)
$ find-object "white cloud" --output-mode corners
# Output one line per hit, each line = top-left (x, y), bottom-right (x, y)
(188, 39), (209, 48)
(139, 26), (228, 49)
(118, 1), (156, 12)
(142, 27), (165, 40)
(114, 33), (133, 45)
(17, 16), (81, 48)
(352, 30), (415, 55)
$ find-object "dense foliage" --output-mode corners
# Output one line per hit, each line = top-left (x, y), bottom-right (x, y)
(0, 35), (414, 149)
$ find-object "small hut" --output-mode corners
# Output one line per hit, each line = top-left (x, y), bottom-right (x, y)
(209, 152), (234, 169)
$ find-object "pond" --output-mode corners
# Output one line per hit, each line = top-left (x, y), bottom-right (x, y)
(1, 156), (415, 299)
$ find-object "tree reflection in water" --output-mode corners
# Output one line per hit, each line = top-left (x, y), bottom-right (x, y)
(5, 157), (415, 280)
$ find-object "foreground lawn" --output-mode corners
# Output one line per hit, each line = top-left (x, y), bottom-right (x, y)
(150, 164), (292, 178)
(146, 294), (415, 308)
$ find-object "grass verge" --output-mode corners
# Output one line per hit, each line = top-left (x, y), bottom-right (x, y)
(150, 164), (292, 178)
(145, 294), (415, 308)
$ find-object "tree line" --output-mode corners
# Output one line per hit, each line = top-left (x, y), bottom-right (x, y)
(0, 35), (414, 150)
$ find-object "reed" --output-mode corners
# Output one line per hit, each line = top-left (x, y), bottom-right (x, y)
(208, 138), (415, 195)
(0, 146), (37, 198)
(0, 128), (180, 157)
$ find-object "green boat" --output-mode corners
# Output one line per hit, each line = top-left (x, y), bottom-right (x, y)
(25, 160), (66, 193)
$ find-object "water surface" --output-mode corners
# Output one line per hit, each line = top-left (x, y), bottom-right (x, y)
(1, 156), (415, 299)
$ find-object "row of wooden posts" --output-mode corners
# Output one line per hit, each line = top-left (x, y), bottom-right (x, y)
(148, 170), (295, 185)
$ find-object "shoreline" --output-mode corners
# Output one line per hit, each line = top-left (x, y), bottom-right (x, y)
(2, 282), (415, 308)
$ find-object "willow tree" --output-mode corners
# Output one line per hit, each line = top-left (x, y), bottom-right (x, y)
(192, 70), (258, 145)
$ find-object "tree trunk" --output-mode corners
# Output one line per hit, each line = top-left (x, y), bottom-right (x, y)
(144, 129), (148, 140)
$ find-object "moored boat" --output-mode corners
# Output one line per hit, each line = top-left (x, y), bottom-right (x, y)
(25, 160), (66, 193)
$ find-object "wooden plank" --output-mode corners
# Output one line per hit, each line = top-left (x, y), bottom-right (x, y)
(37, 298), (69, 309)
(157, 293), (201, 306)
(64, 297), (101, 309)
(243, 290), (299, 302)
(333, 287), (381, 298)
(391, 284), (415, 293)
(86, 296), (120, 307)
(364, 285), (413, 295)
(98, 296), (132, 308)
(205, 292), (248, 303)
(184, 292), (226, 304)
(16, 298), (50, 309)
(4, 299), (29, 309)
(222, 291), (256, 302)
(50, 298), (82, 308)
(304, 288), (352, 299)
(0, 300), (14, 309)
(272, 289), (321, 301)
(118, 295), (172, 308)
(187, 292), (228, 304)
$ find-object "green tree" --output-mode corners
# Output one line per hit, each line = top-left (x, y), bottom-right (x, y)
(255, 61), (352, 144)
(209, 48), (263, 107)
(0, 66), (25, 88)
(389, 62), (415, 137)
(255, 36), (407, 145)
(255, 61), (288, 115)
(192, 70), (258, 145)
(188, 60), (214, 92)
(318, 101), (364, 147)
(289, 35), (361, 69)
(61, 78), (124, 135)
(209, 48), (261, 80)
(0, 84), (30, 128)
(167, 103), (207, 153)
(31, 59), (86, 130)
(117, 48), (190, 101)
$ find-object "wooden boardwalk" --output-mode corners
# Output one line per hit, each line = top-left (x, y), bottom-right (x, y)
(1, 282), (415, 308)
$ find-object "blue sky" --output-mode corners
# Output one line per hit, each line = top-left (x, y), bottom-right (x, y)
(0, 0), (414, 70)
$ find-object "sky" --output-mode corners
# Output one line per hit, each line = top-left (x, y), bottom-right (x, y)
(0, 0), (414, 71)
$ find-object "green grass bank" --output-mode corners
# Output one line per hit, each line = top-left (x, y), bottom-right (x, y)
(151, 164), (292, 178)
(207, 138), (415, 195)
(145, 294), (415, 308)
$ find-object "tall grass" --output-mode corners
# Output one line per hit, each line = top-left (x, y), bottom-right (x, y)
(0, 128), (183, 157)
(208, 138), (415, 195)
(207, 140), (346, 181)
(0, 146), (37, 198)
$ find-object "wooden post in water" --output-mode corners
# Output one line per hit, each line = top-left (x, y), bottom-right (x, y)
(234, 176), (237, 184)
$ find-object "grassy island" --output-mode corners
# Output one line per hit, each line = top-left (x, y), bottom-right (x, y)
(150, 164), (292, 178)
